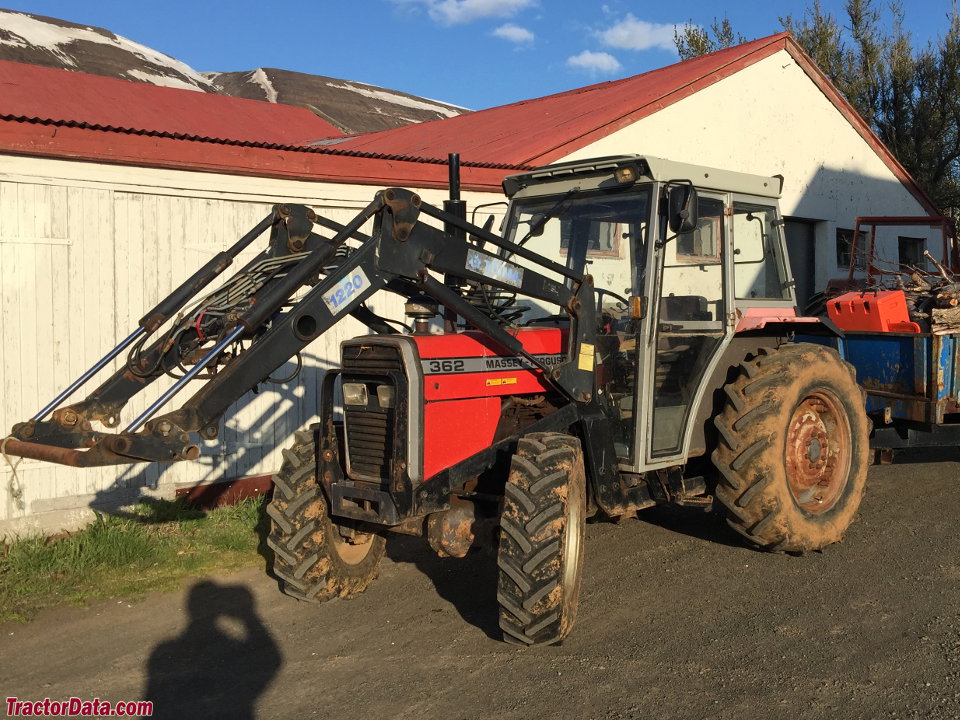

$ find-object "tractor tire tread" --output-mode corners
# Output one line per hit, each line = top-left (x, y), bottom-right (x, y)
(712, 343), (869, 552)
(497, 432), (586, 646)
(267, 435), (385, 603)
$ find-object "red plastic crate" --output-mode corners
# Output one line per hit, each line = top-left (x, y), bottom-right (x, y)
(827, 290), (921, 333)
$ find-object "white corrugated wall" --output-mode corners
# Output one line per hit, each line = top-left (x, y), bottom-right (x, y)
(0, 156), (504, 537)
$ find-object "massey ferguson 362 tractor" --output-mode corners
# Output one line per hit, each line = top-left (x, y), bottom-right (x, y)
(6, 154), (869, 645)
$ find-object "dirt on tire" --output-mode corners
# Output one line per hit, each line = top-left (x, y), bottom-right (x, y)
(712, 343), (870, 552)
(497, 432), (587, 645)
(266, 429), (385, 601)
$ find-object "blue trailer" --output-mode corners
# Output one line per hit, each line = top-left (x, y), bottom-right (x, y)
(804, 215), (960, 451)
(807, 330), (960, 449)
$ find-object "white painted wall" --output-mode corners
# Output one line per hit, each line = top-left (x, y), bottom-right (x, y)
(560, 49), (939, 290)
(0, 155), (503, 536)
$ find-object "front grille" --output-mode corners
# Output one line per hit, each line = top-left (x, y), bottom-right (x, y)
(344, 405), (394, 479)
(342, 343), (404, 482)
(342, 343), (404, 373)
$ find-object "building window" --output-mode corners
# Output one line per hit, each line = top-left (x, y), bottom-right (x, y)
(898, 236), (925, 270)
(676, 197), (724, 262)
(559, 218), (626, 258)
(836, 228), (866, 270)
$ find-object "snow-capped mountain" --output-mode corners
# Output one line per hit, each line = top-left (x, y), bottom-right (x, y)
(0, 8), (220, 92)
(0, 8), (468, 133)
(206, 68), (467, 134)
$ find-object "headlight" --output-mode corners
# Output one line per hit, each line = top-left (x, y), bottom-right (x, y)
(343, 382), (368, 406)
(376, 385), (396, 409)
(615, 164), (638, 183)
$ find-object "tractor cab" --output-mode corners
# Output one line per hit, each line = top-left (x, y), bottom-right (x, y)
(500, 156), (795, 470)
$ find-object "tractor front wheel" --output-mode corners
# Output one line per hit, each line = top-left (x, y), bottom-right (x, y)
(712, 343), (869, 552)
(267, 430), (385, 601)
(497, 432), (587, 645)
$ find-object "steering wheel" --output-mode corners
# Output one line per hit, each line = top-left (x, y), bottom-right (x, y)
(595, 288), (630, 311)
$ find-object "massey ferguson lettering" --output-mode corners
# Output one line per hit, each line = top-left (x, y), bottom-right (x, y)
(421, 354), (565, 375)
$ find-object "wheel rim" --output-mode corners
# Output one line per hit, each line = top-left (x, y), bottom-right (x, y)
(306, 472), (377, 566)
(560, 485), (584, 609)
(785, 390), (852, 513)
(331, 528), (377, 565)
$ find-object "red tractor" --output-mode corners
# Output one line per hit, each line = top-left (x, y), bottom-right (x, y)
(7, 154), (869, 645)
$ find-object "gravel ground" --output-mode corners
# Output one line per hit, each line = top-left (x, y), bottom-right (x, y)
(3, 453), (958, 720)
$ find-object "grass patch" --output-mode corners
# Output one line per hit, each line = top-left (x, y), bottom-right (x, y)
(0, 496), (270, 623)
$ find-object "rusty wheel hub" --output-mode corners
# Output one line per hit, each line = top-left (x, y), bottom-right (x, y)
(785, 392), (851, 513)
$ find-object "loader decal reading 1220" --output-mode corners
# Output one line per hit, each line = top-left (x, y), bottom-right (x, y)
(323, 268), (370, 314)
(5, 153), (874, 647)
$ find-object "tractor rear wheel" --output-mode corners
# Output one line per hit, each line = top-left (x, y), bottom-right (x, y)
(712, 343), (869, 552)
(497, 432), (586, 645)
(267, 430), (385, 601)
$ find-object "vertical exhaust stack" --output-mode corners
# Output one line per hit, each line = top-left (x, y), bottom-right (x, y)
(444, 152), (467, 239)
(443, 153), (468, 330)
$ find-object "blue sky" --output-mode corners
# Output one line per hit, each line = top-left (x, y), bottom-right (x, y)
(6, 0), (957, 109)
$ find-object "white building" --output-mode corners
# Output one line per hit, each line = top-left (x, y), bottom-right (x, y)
(0, 32), (941, 536)
(335, 32), (942, 305)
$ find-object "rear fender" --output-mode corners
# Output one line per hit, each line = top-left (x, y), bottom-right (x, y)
(736, 314), (843, 338)
(688, 336), (805, 458)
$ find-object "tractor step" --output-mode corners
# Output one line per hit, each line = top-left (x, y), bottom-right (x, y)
(673, 493), (714, 510)
(680, 475), (707, 496)
(671, 475), (713, 511)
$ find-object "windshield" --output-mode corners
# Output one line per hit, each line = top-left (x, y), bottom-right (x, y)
(504, 187), (651, 320)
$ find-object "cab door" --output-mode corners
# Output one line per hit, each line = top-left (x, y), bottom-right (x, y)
(642, 192), (731, 465)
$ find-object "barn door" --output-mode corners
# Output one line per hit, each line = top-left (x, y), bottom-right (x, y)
(784, 219), (816, 312)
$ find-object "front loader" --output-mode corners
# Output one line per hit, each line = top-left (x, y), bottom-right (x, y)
(5, 154), (870, 645)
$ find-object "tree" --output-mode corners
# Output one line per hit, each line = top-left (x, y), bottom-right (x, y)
(674, 18), (745, 61)
(780, 1), (847, 89)
(905, 11), (960, 212)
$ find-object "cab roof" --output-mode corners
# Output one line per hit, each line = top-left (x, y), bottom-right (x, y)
(504, 155), (783, 198)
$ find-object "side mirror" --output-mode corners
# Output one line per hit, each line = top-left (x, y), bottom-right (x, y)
(469, 215), (495, 249)
(668, 185), (699, 234)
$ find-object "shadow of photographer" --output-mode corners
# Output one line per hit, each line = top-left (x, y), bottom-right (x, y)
(144, 580), (282, 720)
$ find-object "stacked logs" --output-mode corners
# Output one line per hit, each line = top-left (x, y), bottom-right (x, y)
(897, 250), (960, 333)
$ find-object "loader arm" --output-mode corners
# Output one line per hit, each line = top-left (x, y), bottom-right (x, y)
(7, 188), (596, 467)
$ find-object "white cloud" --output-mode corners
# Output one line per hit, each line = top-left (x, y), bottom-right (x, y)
(392, 0), (536, 25)
(566, 50), (622, 75)
(597, 13), (679, 53)
(493, 23), (534, 43)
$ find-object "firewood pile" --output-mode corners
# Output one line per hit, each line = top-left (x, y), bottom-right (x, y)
(896, 250), (960, 334)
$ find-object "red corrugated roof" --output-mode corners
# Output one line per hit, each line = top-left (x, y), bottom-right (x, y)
(0, 36), (939, 211)
(0, 59), (343, 144)
(320, 31), (937, 213)
(327, 33), (793, 166)
(0, 58), (524, 190)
